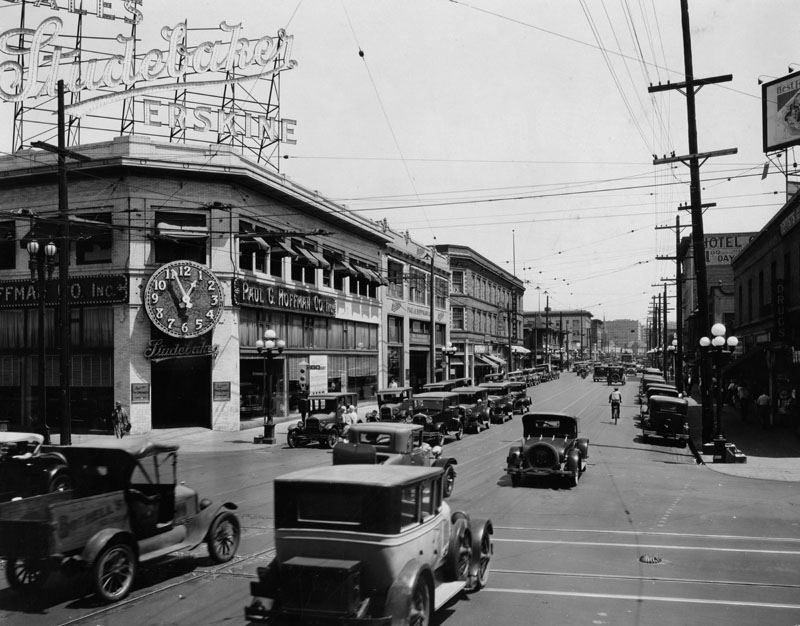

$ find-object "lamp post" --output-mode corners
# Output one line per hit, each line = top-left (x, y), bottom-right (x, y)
(442, 342), (457, 380)
(666, 340), (677, 383)
(256, 329), (286, 444)
(699, 323), (738, 461)
(26, 239), (58, 444)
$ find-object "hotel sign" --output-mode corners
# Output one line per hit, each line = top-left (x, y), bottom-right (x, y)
(232, 278), (337, 317)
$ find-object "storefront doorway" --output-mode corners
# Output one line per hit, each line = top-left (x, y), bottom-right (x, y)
(151, 356), (212, 428)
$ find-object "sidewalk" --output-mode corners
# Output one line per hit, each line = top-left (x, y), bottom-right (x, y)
(51, 402), (380, 454)
(686, 393), (800, 482)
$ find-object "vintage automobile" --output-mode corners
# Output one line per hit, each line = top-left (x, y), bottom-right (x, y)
(641, 395), (690, 445)
(481, 372), (506, 384)
(374, 387), (415, 422)
(333, 422), (458, 497)
(505, 413), (589, 488)
(478, 381), (515, 422)
(639, 385), (681, 416)
(244, 465), (492, 625)
(606, 365), (626, 385)
(451, 386), (493, 433)
(421, 377), (472, 394)
(638, 375), (668, 403)
(506, 380), (533, 414)
(593, 365), (608, 382)
(287, 392), (359, 448)
(0, 432), (72, 502)
(411, 392), (465, 445)
(0, 440), (240, 603)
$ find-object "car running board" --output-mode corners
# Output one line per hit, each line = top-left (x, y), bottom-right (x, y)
(434, 580), (467, 611)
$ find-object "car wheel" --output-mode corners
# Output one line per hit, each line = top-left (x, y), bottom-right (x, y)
(92, 541), (137, 603)
(48, 472), (73, 493)
(443, 465), (456, 498)
(473, 530), (492, 590)
(445, 519), (471, 581)
(5, 555), (50, 590)
(407, 575), (431, 626)
(323, 430), (339, 449)
(287, 430), (298, 448)
(206, 512), (241, 563)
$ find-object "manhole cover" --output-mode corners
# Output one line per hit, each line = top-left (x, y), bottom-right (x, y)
(639, 554), (662, 564)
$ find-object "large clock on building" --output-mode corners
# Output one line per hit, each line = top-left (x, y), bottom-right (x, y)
(143, 260), (224, 339)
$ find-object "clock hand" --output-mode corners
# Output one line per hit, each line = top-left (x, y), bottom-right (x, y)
(175, 278), (193, 309)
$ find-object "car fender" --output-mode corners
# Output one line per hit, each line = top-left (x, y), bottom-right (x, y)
(186, 502), (239, 547)
(384, 558), (434, 626)
(566, 449), (581, 473)
(576, 438), (589, 460)
(506, 446), (522, 466)
(81, 528), (138, 565)
(467, 518), (493, 589)
(433, 457), (458, 471)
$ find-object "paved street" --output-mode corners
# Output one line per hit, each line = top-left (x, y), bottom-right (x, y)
(1, 374), (799, 625)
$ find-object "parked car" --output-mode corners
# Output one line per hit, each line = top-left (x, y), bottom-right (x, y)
(421, 377), (472, 393)
(374, 387), (415, 422)
(0, 432), (72, 502)
(451, 386), (493, 433)
(478, 382), (515, 422)
(482, 372), (505, 383)
(411, 391), (465, 445)
(506, 380), (533, 414)
(641, 395), (689, 445)
(0, 440), (240, 603)
(505, 413), (589, 488)
(639, 385), (681, 416)
(287, 392), (359, 448)
(244, 465), (492, 625)
(333, 422), (458, 497)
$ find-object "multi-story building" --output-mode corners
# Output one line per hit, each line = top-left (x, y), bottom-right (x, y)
(523, 309), (593, 368)
(601, 319), (641, 357)
(382, 226), (451, 391)
(434, 244), (525, 383)
(0, 136), (389, 434)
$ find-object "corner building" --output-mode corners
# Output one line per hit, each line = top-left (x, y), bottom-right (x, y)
(0, 136), (388, 434)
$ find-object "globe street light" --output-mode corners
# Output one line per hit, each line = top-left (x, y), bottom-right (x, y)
(26, 239), (58, 443)
(698, 323), (738, 461)
(442, 342), (457, 380)
(256, 329), (286, 444)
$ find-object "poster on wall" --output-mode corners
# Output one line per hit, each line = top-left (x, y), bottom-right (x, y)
(308, 354), (328, 395)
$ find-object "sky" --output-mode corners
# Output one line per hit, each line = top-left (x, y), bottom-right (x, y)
(0, 0), (797, 324)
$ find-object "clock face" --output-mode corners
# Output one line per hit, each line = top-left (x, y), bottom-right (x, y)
(144, 260), (224, 339)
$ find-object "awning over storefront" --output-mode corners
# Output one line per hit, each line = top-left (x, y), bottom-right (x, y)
(295, 246), (322, 267)
(333, 258), (357, 276)
(511, 345), (531, 354)
(476, 354), (499, 369)
(484, 354), (506, 367)
(723, 348), (767, 378)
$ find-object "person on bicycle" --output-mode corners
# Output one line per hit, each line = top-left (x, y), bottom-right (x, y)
(609, 387), (622, 423)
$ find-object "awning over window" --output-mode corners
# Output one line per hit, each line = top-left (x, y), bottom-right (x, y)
(253, 236), (270, 251)
(449, 358), (465, 366)
(295, 246), (322, 267)
(155, 221), (208, 241)
(307, 249), (331, 269)
(511, 345), (531, 354)
(352, 265), (375, 282)
(333, 258), (356, 275)
(484, 354), (506, 367)
(476, 354), (500, 369)
(21, 215), (113, 244)
(271, 238), (298, 258)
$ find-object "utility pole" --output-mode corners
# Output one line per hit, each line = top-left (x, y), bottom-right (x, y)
(648, 0), (736, 444)
(31, 80), (90, 446)
(429, 246), (436, 385)
(544, 293), (551, 369)
(656, 216), (687, 392)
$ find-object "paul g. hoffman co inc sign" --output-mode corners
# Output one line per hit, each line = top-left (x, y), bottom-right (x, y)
(0, 0), (297, 140)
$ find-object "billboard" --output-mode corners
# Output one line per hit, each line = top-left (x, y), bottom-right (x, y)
(762, 71), (800, 152)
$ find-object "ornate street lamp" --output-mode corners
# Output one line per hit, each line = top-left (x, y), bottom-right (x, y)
(256, 329), (286, 444)
(26, 239), (58, 444)
(699, 323), (738, 460)
(666, 339), (677, 383)
(442, 342), (457, 379)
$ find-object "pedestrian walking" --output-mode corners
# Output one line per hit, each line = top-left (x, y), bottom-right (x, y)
(756, 390), (771, 429)
(738, 383), (751, 422)
(727, 380), (738, 406)
(111, 400), (130, 438)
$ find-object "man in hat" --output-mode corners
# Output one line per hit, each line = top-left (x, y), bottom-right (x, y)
(111, 400), (130, 438)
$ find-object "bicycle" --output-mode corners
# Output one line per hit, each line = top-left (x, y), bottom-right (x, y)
(610, 402), (620, 425)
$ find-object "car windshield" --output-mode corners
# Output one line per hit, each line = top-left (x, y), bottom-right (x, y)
(457, 393), (481, 404)
(418, 399), (446, 410)
(379, 393), (405, 403)
(355, 432), (393, 447)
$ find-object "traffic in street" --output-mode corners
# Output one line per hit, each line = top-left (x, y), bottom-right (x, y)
(1, 372), (798, 626)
